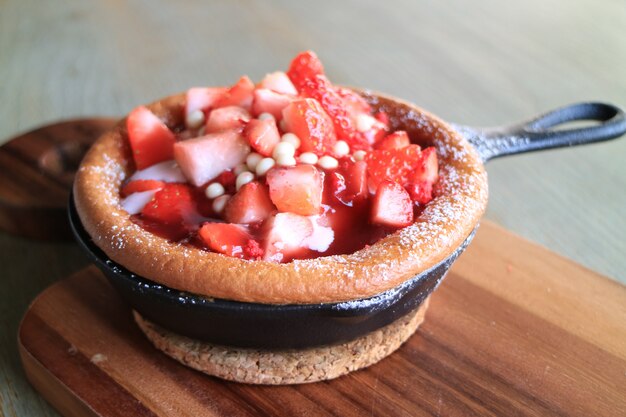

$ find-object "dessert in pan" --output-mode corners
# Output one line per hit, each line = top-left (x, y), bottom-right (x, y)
(72, 51), (626, 384)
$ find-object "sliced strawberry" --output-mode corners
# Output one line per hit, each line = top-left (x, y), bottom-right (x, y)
(215, 170), (237, 189)
(406, 181), (434, 205)
(224, 181), (275, 224)
(141, 183), (196, 226)
(374, 111), (390, 125)
(329, 160), (368, 206)
(243, 118), (281, 156)
(121, 179), (165, 197)
(375, 131), (411, 151)
(410, 147), (439, 184)
(365, 144), (424, 190)
(174, 130), (250, 186)
(185, 87), (227, 116)
(205, 106), (251, 133)
(266, 165), (323, 216)
(281, 98), (336, 155)
(300, 75), (370, 151)
(126, 106), (176, 170)
(215, 76), (255, 109)
(262, 213), (314, 262)
(342, 160), (368, 201)
(335, 87), (371, 115)
(370, 181), (413, 228)
(251, 89), (293, 119)
(259, 71), (298, 95)
(286, 50), (324, 92)
(199, 223), (259, 259)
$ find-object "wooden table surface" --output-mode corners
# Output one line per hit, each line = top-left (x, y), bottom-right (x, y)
(1, 1), (625, 416)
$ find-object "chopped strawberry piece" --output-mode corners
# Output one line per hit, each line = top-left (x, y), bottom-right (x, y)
(286, 50), (324, 92)
(259, 71), (298, 95)
(266, 165), (323, 216)
(185, 87), (227, 116)
(374, 111), (390, 125)
(224, 181), (276, 224)
(330, 160), (368, 206)
(262, 213), (314, 262)
(342, 160), (368, 201)
(335, 87), (371, 115)
(410, 147), (439, 184)
(365, 144), (424, 190)
(370, 181), (414, 228)
(141, 183), (197, 226)
(375, 131), (411, 151)
(406, 181), (434, 205)
(126, 106), (176, 170)
(243, 239), (264, 259)
(300, 75), (369, 151)
(251, 89), (293, 120)
(215, 76), (255, 109)
(174, 130), (250, 186)
(205, 106), (251, 133)
(121, 179), (165, 197)
(243, 118), (281, 156)
(281, 98), (336, 155)
(215, 170), (236, 189)
(199, 223), (259, 259)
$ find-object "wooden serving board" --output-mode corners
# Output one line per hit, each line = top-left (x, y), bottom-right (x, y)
(0, 118), (116, 240)
(18, 222), (626, 417)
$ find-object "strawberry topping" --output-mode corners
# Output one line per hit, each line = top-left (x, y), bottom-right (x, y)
(126, 106), (176, 170)
(300, 75), (370, 151)
(375, 131), (411, 151)
(121, 50), (441, 263)
(282, 98), (337, 154)
(199, 223), (261, 260)
(141, 183), (195, 224)
(244, 118), (281, 157)
(370, 181), (414, 228)
(224, 181), (276, 224)
(286, 50), (325, 92)
(266, 165), (324, 216)
(121, 179), (165, 197)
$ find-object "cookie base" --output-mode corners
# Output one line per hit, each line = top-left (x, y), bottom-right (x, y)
(133, 297), (429, 385)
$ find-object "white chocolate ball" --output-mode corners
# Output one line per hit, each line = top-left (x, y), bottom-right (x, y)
(186, 110), (205, 129)
(353, 150), (367, 161)
(299, 152), (319, 165)
(205, 182), (225, 199)
(272, 141), (296, 159)
(333, 140), (350, 157)
(246, 152), (263, 171)
(212, 194), (231, 213)
(276, 154), (297, 167)
(281, 133), (301, 149)
(318, 155), (339, 170)
(236, 171), (255, 191)
(255, 157), (276, 176)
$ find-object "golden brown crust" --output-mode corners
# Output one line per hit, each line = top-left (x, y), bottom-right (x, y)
(73, 91), (488, 304)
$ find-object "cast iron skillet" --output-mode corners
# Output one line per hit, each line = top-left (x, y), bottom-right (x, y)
(70, 101), (626, 350)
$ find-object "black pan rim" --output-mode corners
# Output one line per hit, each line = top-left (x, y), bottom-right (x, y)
(69, 194), (477, 315)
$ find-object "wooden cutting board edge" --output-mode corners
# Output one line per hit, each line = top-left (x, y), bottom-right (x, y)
(16, 221), (626, 417)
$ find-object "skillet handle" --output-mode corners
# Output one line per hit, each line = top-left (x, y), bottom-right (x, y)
(454, 102), (626, 162)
